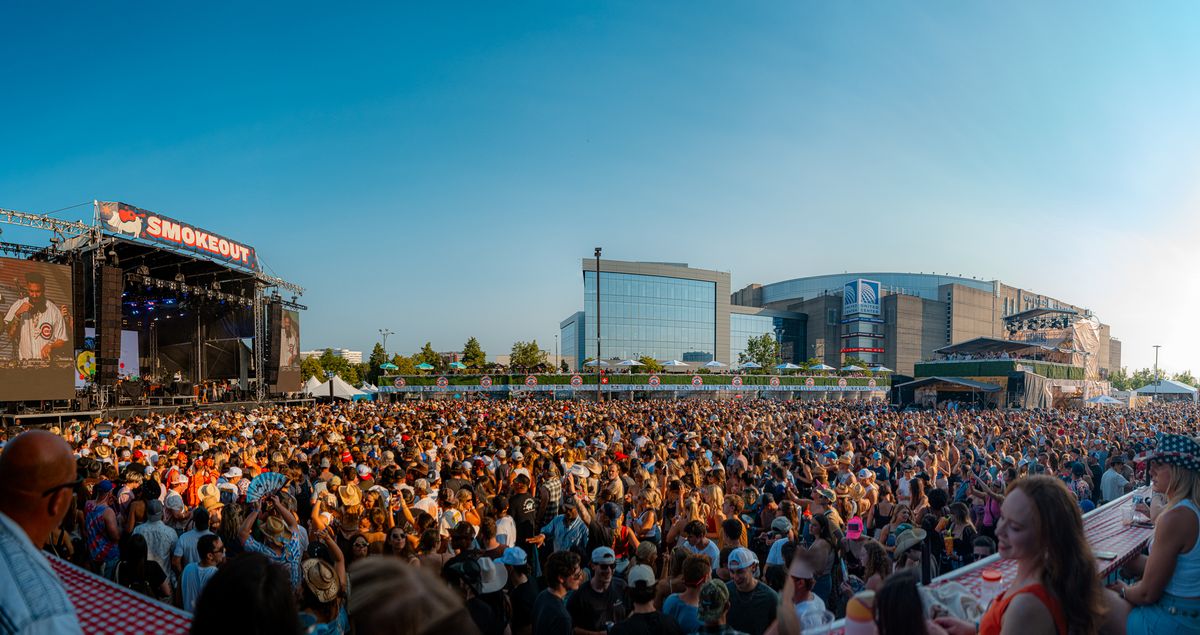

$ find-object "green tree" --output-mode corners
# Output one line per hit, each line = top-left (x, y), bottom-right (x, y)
(390, 354), (418, 375)
(317, 348), (360, 384)
(1173, 370), (1198, 388)
(560, 359), (569, 373)
(300, 355), (324, 382)
(842, 356), (871, 371)
(738, 333), (779, 369)
(1107, 366), (1131, 391)
(462, 337), (487, 368)
(1128, 367), (1161, 390)
(637, 356), (664, 373)
(510, 340), (548, 371)
(367, 342), (388, 383)
(414, 342), (443, 371)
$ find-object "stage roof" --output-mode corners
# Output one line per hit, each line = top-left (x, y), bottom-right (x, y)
(934, 336), (1058, 356)
(1004, 307), (1079, 322)
(896, 376), (1003, 392)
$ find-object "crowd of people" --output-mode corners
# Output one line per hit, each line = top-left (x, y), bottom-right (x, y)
(0, 397), (1197, 635)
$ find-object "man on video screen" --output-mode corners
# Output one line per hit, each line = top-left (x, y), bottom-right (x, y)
(281, 311), (299, 368)
(4, 272), (67, 360)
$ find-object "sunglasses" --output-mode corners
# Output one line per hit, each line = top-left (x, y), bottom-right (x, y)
(42, 477), (84, 498)
(594, 563), (615, 571)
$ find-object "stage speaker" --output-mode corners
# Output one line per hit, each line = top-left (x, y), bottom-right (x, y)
(265, 300), (282, 385)
(97, 265), (122, 385)
(72, 260), (86, 346)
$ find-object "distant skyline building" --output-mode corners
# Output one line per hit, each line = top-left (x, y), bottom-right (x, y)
(562, 260), (1120, 377)
(300, 348), (363, 364)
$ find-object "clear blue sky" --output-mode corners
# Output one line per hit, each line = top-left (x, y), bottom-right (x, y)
(2, 3), (1197, 372)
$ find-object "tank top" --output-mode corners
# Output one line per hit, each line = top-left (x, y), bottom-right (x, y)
(1162, 499), (1200, 597)
(85, 502), (119, 564)
(978, 583), (1067, 635)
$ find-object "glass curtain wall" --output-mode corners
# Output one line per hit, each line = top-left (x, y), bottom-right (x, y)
(730, 313), (805, 365)
(583, 271), (716, 362)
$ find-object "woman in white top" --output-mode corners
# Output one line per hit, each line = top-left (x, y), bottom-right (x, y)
(1107, 434), (1200, 634)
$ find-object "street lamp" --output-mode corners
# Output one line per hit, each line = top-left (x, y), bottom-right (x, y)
(1153, 345), (1161, 400)
(379, 329), (394, 355)
(595, 247), (602, 401)
(554, 333), (559, 373)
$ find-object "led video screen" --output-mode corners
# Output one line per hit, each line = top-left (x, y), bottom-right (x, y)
(276, 308), (301, 391)
(0, 258), (75, 400)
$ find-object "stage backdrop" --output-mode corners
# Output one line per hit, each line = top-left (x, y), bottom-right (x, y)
(275, 309), (300, 391)
(0, 258), (75, 400)
(75, 328), (140, 388)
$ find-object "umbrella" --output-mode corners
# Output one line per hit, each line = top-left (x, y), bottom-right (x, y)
(379, 362), (398, 370)
(661, 360), (690, 367)
(738, 361), (762, 369)
(583, 359), (609, 367)
(840, 365), (865, 372)
(703, 360), (727, 368)
(810, 364), (836, 371)
(1086, 395), (1122, 404)
(449, 362), (467, 370)
(775, 363), (801, 370)
(414, 362), (435, 370)
(869, 365), (893, 373)
(615, 359), (643, 367)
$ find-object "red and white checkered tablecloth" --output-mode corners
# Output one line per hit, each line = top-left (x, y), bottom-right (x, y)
(48, 554), (192, 635)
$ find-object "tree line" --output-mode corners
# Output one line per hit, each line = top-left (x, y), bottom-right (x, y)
(299, 337), (560, 385)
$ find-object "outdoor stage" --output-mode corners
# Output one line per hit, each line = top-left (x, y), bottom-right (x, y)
(0, 202), (305, 415)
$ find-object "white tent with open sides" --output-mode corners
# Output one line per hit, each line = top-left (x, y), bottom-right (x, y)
(306, 375), (367, 400)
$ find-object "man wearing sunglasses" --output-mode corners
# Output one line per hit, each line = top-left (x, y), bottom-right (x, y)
(0, 430), (83, 634)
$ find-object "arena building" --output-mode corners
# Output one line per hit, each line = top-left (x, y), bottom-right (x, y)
(561, 260), (1120, 378)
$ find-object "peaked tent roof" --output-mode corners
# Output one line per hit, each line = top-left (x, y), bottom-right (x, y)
(306, 375), (367, 400)
(303, 376), (323, 393)
(1134, 379), (1198, 395)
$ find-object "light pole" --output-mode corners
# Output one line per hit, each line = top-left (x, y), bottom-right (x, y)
(554, 333), (559, 373)
(379, 329), (393, 355)
(1153, 345), (1161, 400)
(595, 247), (602, 401)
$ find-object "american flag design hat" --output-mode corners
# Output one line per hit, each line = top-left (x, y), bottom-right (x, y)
(1135, 434), (1200, 472)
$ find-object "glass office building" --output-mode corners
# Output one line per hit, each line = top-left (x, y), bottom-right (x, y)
(730, 312), (806, 364)
(582, 270), (716, 362)
(559, 311), (584, 371)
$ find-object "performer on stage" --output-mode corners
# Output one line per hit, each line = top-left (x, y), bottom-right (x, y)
(3, 272), (67, 361)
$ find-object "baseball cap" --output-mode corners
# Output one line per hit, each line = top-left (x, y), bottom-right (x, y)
(627, 564), (656, 588)
(846, 516), (864, 540)
(591, 546), (616, 565)
(770, 516), (792, 533)
(223, 466), (242, 479)
(94, 480), (114, 496)
(727, 547), (759, 572)
(496, 547), (528, 567)
(871, 452), (882, 460)
(857, 468), (874, 479)
(698, 579), (731, 622)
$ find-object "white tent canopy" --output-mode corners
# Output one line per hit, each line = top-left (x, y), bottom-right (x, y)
(303, 376), (323, 394)
(306, 375), (367, 400)
(1134, 379), (1198, 398)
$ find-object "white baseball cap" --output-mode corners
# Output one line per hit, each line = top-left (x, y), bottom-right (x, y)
(727, 547), (759, 572)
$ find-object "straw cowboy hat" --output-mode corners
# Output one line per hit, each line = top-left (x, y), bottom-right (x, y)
(263, 516), (289, 546)
(198, 483), (221, 501)
(302, 559), (340, 603)
(338, 483), (362, 508)
(895, 528), (928, 560)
